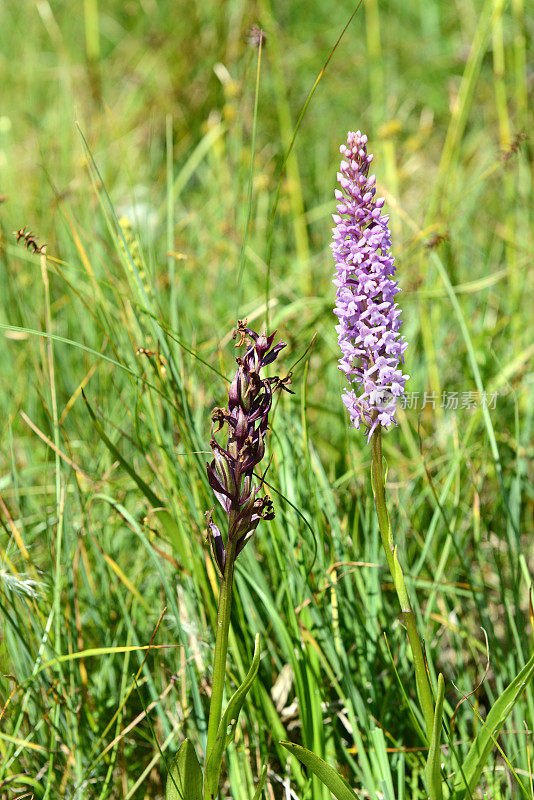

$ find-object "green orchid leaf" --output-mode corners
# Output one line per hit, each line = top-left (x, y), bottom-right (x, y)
(165, 738), (203, 800)
(204, 634), (261, 799)
(280, 741), (359, 800)
(452, 651), (534, 798)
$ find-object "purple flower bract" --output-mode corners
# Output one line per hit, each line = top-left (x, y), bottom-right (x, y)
(331, 130), (409, 440)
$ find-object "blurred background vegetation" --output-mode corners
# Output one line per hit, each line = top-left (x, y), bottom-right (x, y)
(0, 0), (532, 798)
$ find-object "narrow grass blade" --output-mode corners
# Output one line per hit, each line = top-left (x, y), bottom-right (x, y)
(452, 652), (534, 798)
(88, 389), (187, 552)
(82, 389), (162, 508)
(280, 742), (359, 800)
(250, 765), (267, 800)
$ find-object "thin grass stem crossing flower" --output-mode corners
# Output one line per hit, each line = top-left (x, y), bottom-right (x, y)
(331, 130), (409, 440)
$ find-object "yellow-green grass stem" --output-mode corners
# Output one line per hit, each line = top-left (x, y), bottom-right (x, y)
(370, 427), (435, 743)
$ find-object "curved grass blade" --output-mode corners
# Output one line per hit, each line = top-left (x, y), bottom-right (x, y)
(452, 651), (534, 798)
(280, 741), (359, 800)
(82, 389), (192, 552)
(82, 389), (162, 508)
(0, 322), (144, 383)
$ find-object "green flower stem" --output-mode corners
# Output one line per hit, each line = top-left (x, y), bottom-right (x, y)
(370, 427), (435, 742)
(205, 529), (238, 783)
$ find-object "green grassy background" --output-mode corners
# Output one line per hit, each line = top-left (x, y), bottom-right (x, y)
(0, 0), (532, 797)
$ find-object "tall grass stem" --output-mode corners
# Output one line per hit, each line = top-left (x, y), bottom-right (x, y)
(370, 428), (436, 745)
(204, 533), (238, 796)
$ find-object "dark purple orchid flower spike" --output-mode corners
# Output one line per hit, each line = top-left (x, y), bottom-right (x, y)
(206, 321), (292, 576)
